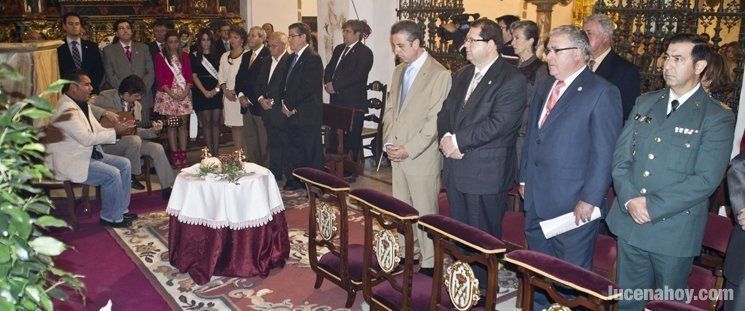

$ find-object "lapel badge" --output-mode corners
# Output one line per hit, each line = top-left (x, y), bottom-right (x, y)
(488, 80), (492, 85)
(577, 86), (583, 91)
(634, 114), (642, 121)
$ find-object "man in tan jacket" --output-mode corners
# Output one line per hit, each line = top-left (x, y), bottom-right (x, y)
(383, 20), (452, 276)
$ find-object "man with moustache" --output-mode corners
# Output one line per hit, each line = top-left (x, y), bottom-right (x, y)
(607, 34), (735, 310)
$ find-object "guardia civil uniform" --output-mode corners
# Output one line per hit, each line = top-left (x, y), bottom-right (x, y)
(607, 85), (735, 311)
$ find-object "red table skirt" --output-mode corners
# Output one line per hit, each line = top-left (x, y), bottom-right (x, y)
(168, 212), (290, 285)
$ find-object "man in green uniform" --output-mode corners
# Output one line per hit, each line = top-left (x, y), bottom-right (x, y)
(607, 33), (735, 310)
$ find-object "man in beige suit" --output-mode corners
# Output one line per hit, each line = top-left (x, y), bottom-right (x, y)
(383, 20), (452, 276)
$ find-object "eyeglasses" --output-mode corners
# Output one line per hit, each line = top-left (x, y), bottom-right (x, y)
(464, 37), (489, 44)
(288, 34), (303, 39)
(544, 47), (579, 54)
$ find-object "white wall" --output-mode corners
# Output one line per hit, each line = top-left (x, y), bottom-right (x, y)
(301, 0), (318, 17)
(241, 0), (300, 32)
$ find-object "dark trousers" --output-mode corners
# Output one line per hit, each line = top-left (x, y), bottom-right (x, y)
(446, 185), (507, 289)
(327, 111), (365, 161)
(725, 279), (745, 311)
(287, 124), (323, 184)
(616, 238), (693, 311)
(266, 126), (289, 181)
(524, 205), (600, 310)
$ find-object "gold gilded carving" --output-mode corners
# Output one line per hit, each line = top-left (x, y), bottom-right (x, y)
(373, 229), (400, 273)
(445, 261), (481, 310)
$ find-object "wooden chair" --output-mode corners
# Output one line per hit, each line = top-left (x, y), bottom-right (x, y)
(505, 249), (620, 311)
(420, 214), (508, 310)
(350, 188), (434, 310)
(32, 179), (91, 230)
(647, 300), (707, 311)
(322, 104), (363, 178)
(292, 167), (361, 307)
(359, 81), (387, 167)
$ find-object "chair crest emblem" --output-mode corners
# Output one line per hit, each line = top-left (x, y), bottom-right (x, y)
(373, 229), (400, 272)
(316, 201), (337, 241)
(445, 261), (480, 310)
(547, 303), (572, 311)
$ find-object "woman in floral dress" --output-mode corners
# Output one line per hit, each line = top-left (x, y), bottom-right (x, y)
(155, 30), (193, 168)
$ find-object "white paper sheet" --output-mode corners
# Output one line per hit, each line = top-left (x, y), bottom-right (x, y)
(539, 207), (602, 239)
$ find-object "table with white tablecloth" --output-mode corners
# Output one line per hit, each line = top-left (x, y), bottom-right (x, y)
(166, 163), (289, 285)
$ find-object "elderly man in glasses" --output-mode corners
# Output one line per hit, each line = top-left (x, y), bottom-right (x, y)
(519, 25), (623, 309)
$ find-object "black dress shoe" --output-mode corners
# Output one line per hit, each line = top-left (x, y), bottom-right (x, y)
(162, 187), (172, 201)
(99, 218), (132, 228)
(131, 176), (145, 190)
(418, 268), (435, 277)
(123, 213), (138, 221)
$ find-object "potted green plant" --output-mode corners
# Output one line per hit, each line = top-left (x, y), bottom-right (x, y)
(0, 64), (84, 310)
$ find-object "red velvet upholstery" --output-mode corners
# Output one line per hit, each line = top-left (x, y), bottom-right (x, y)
(687, 265), (720, 310)
(502, 211), (527, 250)
(703, 212), (733, 254)
(371, 273), (453, 310)
(646, 300), (706, 311)
(350, 188), (419, 217)
(438, 188), (450, 216)
(318, 244), (381, 283)
(419, 214), (506, 252)
(505, 249), (619, 299)
(591, 234), (617, 281)
(293, 167), (350, 190)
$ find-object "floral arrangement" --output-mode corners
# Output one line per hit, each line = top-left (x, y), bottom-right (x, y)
(198, 147), (247, 184)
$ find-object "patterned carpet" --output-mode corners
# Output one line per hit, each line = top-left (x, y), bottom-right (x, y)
(107, 190), (520, 310)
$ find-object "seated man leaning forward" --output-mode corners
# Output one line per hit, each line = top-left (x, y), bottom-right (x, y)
(90, 74), (174, 200)
(45, 70), (138, 227)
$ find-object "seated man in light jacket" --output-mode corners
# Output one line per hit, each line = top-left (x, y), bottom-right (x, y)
(45, 70), (137, 227)
(90, 75), (174, 200)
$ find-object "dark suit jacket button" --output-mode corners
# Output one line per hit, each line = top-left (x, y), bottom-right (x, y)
(536, 139), (541, 144)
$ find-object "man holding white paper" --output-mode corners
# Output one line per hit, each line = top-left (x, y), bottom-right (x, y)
(519, 26), (622, 309)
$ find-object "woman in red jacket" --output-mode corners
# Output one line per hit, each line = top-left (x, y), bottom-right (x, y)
(154, 30), (193, 168)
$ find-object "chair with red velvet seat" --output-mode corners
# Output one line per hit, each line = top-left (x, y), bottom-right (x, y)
(292, 167), (361, 307)
(505, 249), (620, 311)
(419, 214), (508, 310)
(350, 188), (431, 310)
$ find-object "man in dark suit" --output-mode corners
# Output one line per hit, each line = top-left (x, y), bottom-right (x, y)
(583, 14), (641, 120)
(323, 19), (374, 176)
(214, 22), (232, 57)
(519, 25), (622, 310)
(281, 22), (324, 190)
(437, 17), (526, 290)
(235, 26), (271, 167)
(254, 32), (292, 181)
(606, 34), (734, 310)
(147, 20), (173, 60)
(726, 153), (745, 311)
(57, 12), (104, 94)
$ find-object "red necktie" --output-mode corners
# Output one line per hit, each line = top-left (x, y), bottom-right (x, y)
(540, 80), (565, 127)
(125, 45), (132, 62)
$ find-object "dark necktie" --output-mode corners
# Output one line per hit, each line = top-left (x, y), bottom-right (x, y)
(125, 45), (132, 62)
(71, 41), (82, 69)
(286, 53), (299, 85)
(335, 46), (350, 70)
(667, 99), (680, 118)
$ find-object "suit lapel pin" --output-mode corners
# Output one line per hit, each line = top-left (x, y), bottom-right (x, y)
(577, 86), (583, 91)
(488, 80), (492, 85)
(694, 101), (700, 107)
